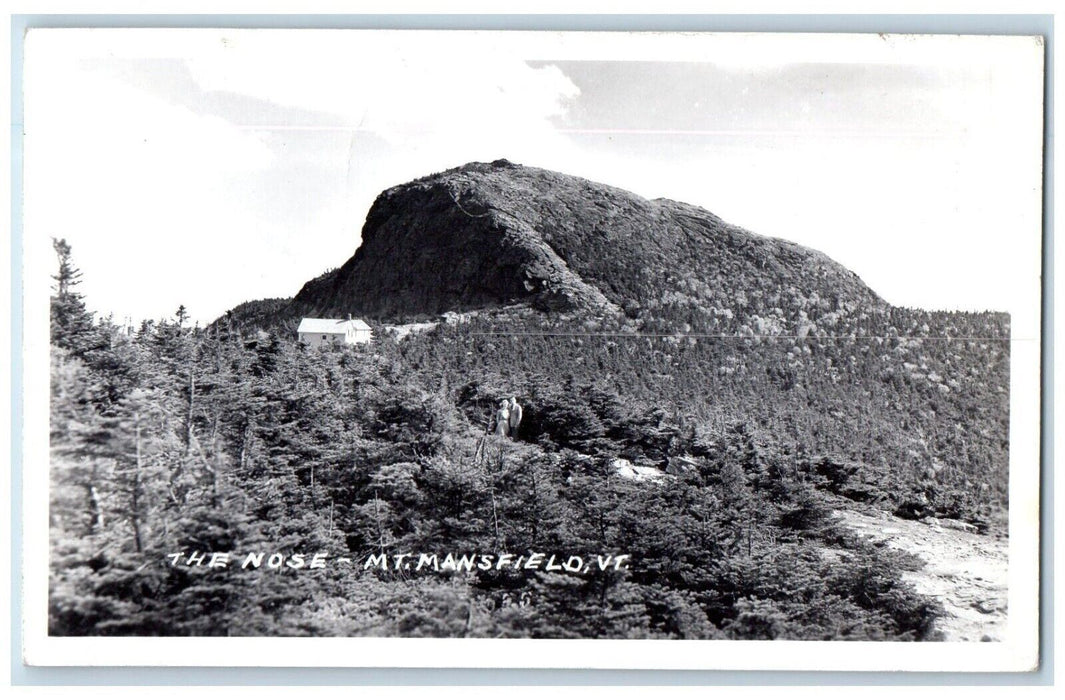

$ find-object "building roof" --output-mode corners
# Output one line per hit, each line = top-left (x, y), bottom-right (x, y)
(298, 317), (371, 334)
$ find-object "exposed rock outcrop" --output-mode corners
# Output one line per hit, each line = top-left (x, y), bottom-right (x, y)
(272, 159), (883, 325)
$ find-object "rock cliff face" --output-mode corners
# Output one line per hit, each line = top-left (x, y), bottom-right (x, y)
(271, 160), (885, 324)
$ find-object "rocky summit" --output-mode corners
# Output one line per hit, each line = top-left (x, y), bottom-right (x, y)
(274, 160), (883, 328)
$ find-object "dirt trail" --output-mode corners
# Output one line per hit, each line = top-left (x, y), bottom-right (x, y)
(833, 508), (1008, 642)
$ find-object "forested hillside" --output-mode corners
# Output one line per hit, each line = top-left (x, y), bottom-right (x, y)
(49, 236), (1008, 639)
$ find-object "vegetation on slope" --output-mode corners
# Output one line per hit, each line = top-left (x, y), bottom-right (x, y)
(48, 241), (1008, 639)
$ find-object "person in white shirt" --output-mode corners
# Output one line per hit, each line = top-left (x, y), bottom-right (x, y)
(494, 400), (511, 437)
(507, 397), (523, 437)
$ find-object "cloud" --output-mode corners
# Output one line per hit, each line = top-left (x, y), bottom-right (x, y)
(23, 30), (586, 324)
(184, 32), (580, 140)
(24, 51), (278, 322)
(21, 30), (1041, 323)
(26, 55), (274, 175)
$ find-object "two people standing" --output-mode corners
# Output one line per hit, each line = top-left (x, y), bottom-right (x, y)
(493, 396), (523, 438)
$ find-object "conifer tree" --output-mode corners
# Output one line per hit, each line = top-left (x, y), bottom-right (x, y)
(50, 238), (97, 356)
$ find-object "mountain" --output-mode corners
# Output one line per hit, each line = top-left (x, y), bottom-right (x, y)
(53, 161), (1011, 642)
(234, 160), (885, 330)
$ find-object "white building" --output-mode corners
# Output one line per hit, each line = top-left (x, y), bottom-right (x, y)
(297, 317), (373, 347)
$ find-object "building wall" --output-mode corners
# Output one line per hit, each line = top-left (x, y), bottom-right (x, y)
(299, 332), (346, 348)
(299, 329), (373, 347)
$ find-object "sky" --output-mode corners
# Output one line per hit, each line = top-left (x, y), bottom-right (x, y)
(22, 30), (1045, 325)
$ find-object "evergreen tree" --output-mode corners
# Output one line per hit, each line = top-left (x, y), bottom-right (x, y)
(50, 238), (97, 356)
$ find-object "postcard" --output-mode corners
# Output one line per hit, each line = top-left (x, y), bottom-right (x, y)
(18, 28), (1044, 671)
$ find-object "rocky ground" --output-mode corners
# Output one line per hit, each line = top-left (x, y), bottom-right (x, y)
(833, 507), (1008, 642)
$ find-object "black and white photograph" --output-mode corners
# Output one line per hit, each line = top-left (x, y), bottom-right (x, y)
(19, 28), (1044, 670)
